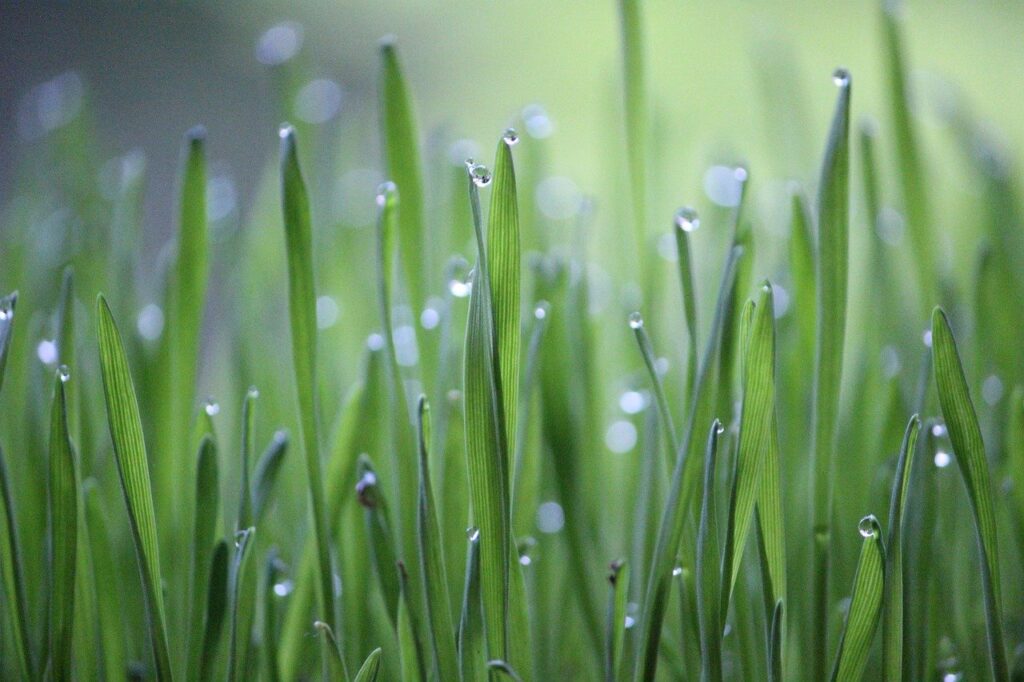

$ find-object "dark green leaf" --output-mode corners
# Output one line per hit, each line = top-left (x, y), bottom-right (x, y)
(830, 516), (885, 682)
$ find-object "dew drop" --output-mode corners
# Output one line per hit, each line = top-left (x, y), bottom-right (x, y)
(0, 307), (11, 322)
(247, 386), (260, 399)
(858, 515), (878, 538)
(448, 261), (472, 298)
(58, 365), (70, 383)
(466, 526), (480, 542)
(832, 68), (851, 88)
(624, 616), (636, 629)
(137, 303), (165, 340)
(468, 163), (492, 188)
(627, 312), (643, 330)
(605, 420), (638, 454)
(375, 180), (397, 207)
(273, 579), (295, 597)
(715, 422), (726, 435)
(316, 296), (340, 329)
(674, 206), (700, 233)
(355, 470), (378, 508)
(502, 127), (519, 146)
(982, 374), (1004, 406)
(934, 450), (951, 468)
(234, 529), (249, 548)
(534, 302), (549, 320)
(672, 565), (683, 577)
(204, 398), (220, 417)
(278, 123), (294, 140)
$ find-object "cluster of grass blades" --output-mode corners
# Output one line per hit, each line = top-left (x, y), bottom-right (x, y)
(1, 1), (1023, 680)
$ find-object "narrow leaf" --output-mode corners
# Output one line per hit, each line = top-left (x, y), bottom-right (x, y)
(354, 648), (383, 682)
(228, 527), (256, 682)
(697, 420), (723, 682)
(187, 437), (220, 680)
(605, 560), (630, 682)
(252, 430), (288, 523)
(460, 529), (485, 682)
(830, 516), (885, 682)
(198, 540), (230, 682)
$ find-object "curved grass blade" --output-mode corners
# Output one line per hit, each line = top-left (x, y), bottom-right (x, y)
(187, 437), (220, 679)
(460, 529), (485, 682)
(809, 69), (851, 682)
(238, 388), (257, 530)
(882, 415), (920, 681)
(96, 294), (173, 680)
(47, 369), (78, 682)
(198, 539), (230, 681)
(931, 308), (1008, 680)
(488, 659), (525, 681)
(633, 244), (742, 681)
(673, 212), (699, 400)
(416, 396), (459, 681)
(279, 125), (335, 636)
(356, 456), (401, 628)
(315, 621), (346, 681)
(354, 648), (383, 682)
(605, 560), (629, 682)
(228, 527), (256, 682)
(830, 516), (884, 682)
(253, 430), (288, 523)
(629, 314), (679, 467)
(768, 600), (783, 682)
(617, 0), (648, 268)
(379, 36), (427, 313)
(697, 420), (724, 682)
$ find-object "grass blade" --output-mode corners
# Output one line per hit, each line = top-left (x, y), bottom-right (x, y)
(673, 210), (700, 400)
(460, 529), (485, 682)
(416, 396), (459, 681)
(830, 516), (885, 682)
(238, 388), (257, 530)
(882, 415), (920, 681)
(0, 291), (16, 392)
(617, 0), (648, 268)
(768, 600), (783, 682)
(379, 37), (427, 313)
(931, 308), (1008, 680)
(187, 437), (220, 679)
(47, 369), (78, 681)
(809, 69), (852, 682)
(354, 647), (383, 682)
(356, 455), (401, 627)
(697, 420), (724, 682)
(279, 125), (336, 637)
(198, 539), (230, 681)
(228, 527), (256, 682)
(96, 294), (173, 680)
(315, 621), (346, 681)
(262, 551), (283, 682)
(252, 430), (288, 523)
(605, 560), (629, 682)
(397, 562), (424, 681)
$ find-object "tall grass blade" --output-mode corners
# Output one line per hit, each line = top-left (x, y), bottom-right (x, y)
(768, 600), (783, 682)
(809, 69), (851, 682)
(397, 562), (425, 681)
(199, 539), (230, 681)
(228, 527), (256, 682)
(315, 621), (347, 681)
(354, 647), (383, 682)
(459, 530), (485, 682)
(605, 560), (629, 682)
(830, 516), (884, 682)
(187, 437), (220, 679)
(47, 369), (78, 681)
(356, 456), (401, 627)
(0, 291), (16, 391)
(931, 308), (1008, 680)
(96, 294), (173, 680)
(617, 0), (648, 268)
(279, 125), (336, 635)
(697, 420), (724, 682)
(238, 388), (257, 530)
(252, 430), (288, 523)
(673, 212), (700, 399)
(881, 415), (920, 681)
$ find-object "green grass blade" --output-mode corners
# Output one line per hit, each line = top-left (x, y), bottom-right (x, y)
(697, 420), (724, 682)
(238, 388), (257, 530)
(724, 283), (776, 600)
(830, 516), (885, 682)
(354, 647), (383, 682)
(673, 210), (700, 400)
(416, 396), (459, 681)
(931, 308), (1008, 680)
(809, 69), (851, 682)
(0, 291), (16, 393)
(768, 600), (783, 682)
(356, 456), (401, 627)
(96, 294), (173, 680)
(47, 369), (78, 682)
(279, 125), (335, 636)
(629, 314), (679, 465)
(464, 165), (513, 663)
(228, 527), (256, 682)
(187, 437), (220, 680)
(882, 415), (920, 681)
(199, 539), (230, 682)
(605, 560), (629, 682)
(459, 530), (485, 682)
(315, 621), (346, 681)
(262, 552), (283, 682)
(397, 562), (424, 681)
(379, 36), (427, 314)
(252, 430), (288, 523)
(617, 0), (648, 268)
(487, 137), (521, 457)
(634, 244), (742, 681)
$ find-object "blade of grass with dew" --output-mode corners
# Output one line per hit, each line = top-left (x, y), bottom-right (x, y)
(673, 209), (700, 401)
(379, 37), (427, 314)
(187, 437), (220, 680)
(464, 165), (513, 666)
(723, 283), (776, 600)
(830, 515), (884, 682)
(315, 621), (347, 681)
(809, 69), (851, 682)
(605, 560), (629, 682)
(228, 527), (256, 682)
(279, 125), (336, 638)
(880, 2), (935, 304)
(355, 647), (384, 682)
(629, 314), (679, 469)
(252, 430), (288, 523)
(356, 455), (401, 628)
(931, 308), (1008, 680)
(881, 415), (920, 681)
(617, 0), (648, 270)
(460, 529), (485, 682)
(199, 539), (230, 682)
(697, 420), (724, 682)
(633, 244), (741, 681)
(47, 368), (78, 682)
(0, 292), (33, 681)
(416, 396), (459, 681)
(96, 294), (173, 680)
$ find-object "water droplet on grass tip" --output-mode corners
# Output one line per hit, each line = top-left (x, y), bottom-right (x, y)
(503, 128), (519, 146)
(247, 386), (260, 399)
(448, 261), (472, 298)
(204, 399), (220, 416)
(627, 312), (643, 330)
(375, 181), (397, 207)
(468, 163), (492, 187)
(58, 365), (70, 383)
(355, 470), (378, 508)
(832, 68), (851, 88)
(858, 515), (878, 538)
(674, 206), (700, 232)
(466, 527), (480, 542)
